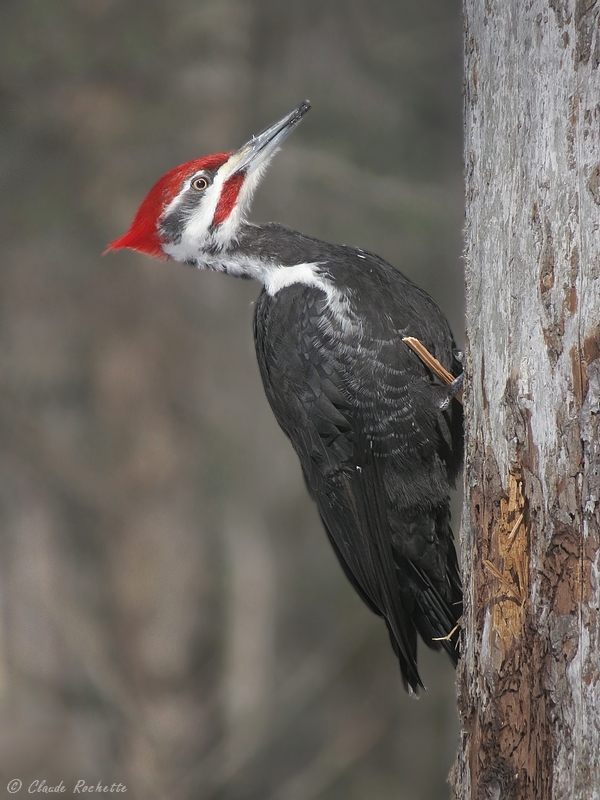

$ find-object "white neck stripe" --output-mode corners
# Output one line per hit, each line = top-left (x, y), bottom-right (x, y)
(187, 251), (331, 297)
(263, 263), (327, 296)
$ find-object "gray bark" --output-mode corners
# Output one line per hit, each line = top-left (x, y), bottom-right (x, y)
(454, 2), (600, 798)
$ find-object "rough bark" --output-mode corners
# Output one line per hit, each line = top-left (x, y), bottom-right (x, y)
(454, 2), (600, 799)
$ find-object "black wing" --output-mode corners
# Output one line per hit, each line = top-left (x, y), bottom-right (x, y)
(254, 273), (462, 692)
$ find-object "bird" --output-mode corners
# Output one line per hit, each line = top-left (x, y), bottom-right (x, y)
(107, 101), (463, 693)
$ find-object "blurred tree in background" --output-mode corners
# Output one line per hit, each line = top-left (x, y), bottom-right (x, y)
(0, 1), (464, 798)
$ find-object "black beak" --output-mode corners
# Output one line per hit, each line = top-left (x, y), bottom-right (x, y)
(227, 101), (311, 176)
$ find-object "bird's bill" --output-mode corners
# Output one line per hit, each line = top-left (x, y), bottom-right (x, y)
(225, 101), (311, 176)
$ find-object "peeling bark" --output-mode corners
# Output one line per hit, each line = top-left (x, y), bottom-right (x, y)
(454, 2), (600, 798)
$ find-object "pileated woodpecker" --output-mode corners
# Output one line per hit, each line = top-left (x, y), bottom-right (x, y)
(108, 102), (463, 693)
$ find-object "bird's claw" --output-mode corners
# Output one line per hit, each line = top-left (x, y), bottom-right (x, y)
(452, 348), (465, 366)
(432, 618), (462, 642)
(438, 373), (464, 409)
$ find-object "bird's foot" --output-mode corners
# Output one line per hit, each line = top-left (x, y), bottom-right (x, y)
(438, 373), (464, 409)
(402, 337), (463, 405)
(432, 617), (462, 643)
(452, 348), (465, 366)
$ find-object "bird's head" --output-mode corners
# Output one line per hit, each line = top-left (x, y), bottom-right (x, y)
(106, 101), (310, 263)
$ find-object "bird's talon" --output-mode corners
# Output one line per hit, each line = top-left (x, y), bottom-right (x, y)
(432, 618), (462, 642)
(438, 373), (464, 409)
(453, 348), (465, 366)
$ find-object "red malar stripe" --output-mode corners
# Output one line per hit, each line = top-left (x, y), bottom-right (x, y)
(212, 173), (245, 227)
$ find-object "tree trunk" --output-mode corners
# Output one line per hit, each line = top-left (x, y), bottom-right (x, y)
(453, 2), (600, 798)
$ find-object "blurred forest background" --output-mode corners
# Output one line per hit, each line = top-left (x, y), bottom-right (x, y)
(0, 1), (464, 798)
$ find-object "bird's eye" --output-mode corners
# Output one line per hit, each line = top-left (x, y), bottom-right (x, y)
(191, 176), (209, 191)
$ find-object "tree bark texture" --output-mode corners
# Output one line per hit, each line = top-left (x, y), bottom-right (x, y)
(455, 2), (600, 799)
